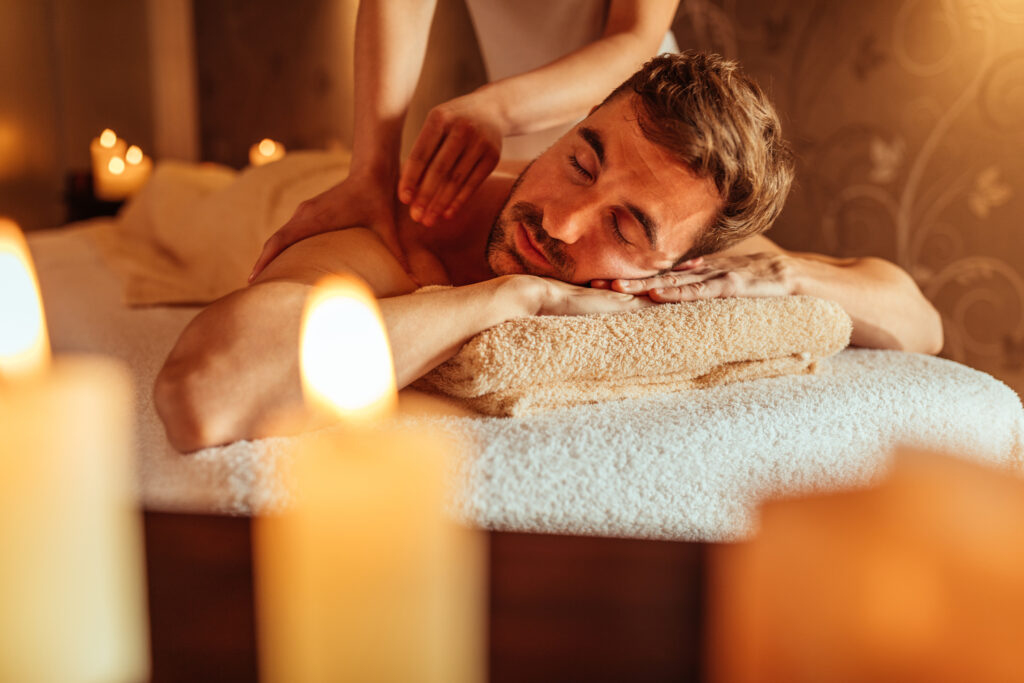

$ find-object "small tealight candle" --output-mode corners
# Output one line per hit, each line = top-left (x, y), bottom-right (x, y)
(255, 275), (485, 683)
(0, 218), (150, 682)
(249, 137), (286, 166)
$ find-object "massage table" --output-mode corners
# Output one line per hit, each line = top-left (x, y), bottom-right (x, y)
(28, 202), (1024, 679)
(32, 220), (1024, 541)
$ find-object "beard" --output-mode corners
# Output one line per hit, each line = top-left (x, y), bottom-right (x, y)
(485, 161), (575, 280)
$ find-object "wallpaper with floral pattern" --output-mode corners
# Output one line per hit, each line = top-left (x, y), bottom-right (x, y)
(672, 0), (1024, 392)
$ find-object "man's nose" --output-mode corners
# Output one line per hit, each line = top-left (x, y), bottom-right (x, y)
(543, 191), (603, 245)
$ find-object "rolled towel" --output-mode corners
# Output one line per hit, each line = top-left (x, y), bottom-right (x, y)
(415, 295), (852, 416)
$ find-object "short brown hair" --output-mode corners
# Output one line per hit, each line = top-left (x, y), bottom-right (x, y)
(606, 51), (794, 263)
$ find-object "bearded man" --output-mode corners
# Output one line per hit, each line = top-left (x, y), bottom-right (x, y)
(155, 52), (941, 452)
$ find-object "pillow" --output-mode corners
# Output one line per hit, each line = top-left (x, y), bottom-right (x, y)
(415, 295), (852, 416)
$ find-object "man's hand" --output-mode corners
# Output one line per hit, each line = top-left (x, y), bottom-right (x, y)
(509, 275), (655, 316)
(590, 253), (797, 303)
(398, 94), (503, 227)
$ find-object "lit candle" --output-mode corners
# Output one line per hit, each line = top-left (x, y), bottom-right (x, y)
(0, 218), (150, 682)
(89, 128), (127, 182)
(255, 274), (485, 683)
(706, 450), (1024, 682)
(249, 137), (286, 166)
(93, 144), (153, 202)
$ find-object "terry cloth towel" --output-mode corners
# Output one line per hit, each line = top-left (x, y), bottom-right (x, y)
(416, 295), (852, 416)
(93, 151), (352, 306)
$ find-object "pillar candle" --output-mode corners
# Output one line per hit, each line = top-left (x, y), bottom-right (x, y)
(255, 275), (485, 683)
(0, 219), (150, 683)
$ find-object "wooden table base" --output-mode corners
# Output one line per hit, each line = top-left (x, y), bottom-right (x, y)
(144, 511), (706, 682)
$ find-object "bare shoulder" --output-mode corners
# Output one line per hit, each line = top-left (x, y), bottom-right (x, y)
(251, 228), (418, 298)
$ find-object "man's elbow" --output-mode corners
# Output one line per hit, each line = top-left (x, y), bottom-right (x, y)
(154, 360), (234, 453)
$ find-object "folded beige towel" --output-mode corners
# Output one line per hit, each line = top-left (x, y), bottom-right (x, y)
(93, 151), (351, 305)
(416, 295), (852, 416)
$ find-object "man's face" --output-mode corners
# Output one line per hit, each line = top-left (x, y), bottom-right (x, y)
(487, 94), (722, 284)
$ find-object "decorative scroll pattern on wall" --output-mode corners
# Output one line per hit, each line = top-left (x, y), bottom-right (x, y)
(674, 0), (1024, 392)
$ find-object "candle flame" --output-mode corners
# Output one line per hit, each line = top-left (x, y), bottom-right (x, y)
(0, 218), (50, 380)
(258, 138), (277, 157)
(100, 129), (117, 148)
(299, 275), (396, 422)
(108, 157), (125, 175)
(125, 145), (143, 165)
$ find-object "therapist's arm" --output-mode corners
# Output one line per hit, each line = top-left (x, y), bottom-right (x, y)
(250, 0), (440, 281)
(400, 0), (680, 225)
(474, 0), (680, 135)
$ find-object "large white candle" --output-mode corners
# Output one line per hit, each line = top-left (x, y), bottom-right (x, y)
(255, 275), (485, 683)
(0, 218), (150, 683)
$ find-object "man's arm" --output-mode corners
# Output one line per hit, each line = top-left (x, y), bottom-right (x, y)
(156, 229), (645, 452)
(598, 235), (944, 354)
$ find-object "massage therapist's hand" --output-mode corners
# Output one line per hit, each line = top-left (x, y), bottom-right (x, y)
(508, 274), (655, 317)
(250, 169), (450, 285)
(590, 253), (797, 303)
(249, 169), (404, 282)
(398, 93), (503, 227)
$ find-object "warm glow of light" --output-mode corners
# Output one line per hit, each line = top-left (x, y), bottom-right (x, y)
(108, 157), (125, 175)
(99, 129), (117, 148)
(300, 275), (396, 422)
(0, 218), (50, 380)
(258, 138), (277, 157)
(125, 145), (143, 165)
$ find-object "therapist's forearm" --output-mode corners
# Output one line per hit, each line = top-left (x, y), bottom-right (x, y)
(477, 0), (679, 136)
(351, 0), (438, 175)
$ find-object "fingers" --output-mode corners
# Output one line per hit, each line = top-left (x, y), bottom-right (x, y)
(421, 140), (485, 225)
(249, 233), (288, 282)
(409, 129), (469, 225)
(610, 268), (712, 293)
(648, 273), (740, 302)
(399, 122), (445, 205)
(444, 156), (497, 219)
(248, 214), (315, 282)
(401, 110), (502, 225)
(602, 267), (741, 303)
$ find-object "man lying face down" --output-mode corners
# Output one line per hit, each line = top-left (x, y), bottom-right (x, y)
(155, 52), (942, 452)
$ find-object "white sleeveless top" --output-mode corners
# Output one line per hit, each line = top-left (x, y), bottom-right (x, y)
(464, 0), (678, 159)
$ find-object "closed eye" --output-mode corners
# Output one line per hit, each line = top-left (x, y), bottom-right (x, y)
(610, 212), (631, 247)
(569, 154), (593, 181)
